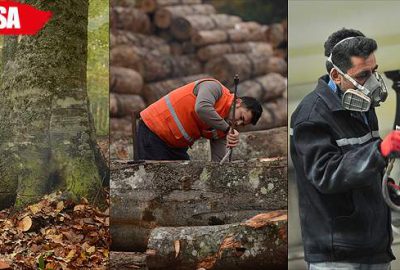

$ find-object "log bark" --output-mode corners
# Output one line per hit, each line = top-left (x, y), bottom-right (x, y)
(237, 73), (287, 102)
(239, 98), (287, 132)
(112, 45), (202, 82)
(154, 4), (216, 29)
(267, 56), (288, 77)
(111, 117), (132, 138)
(111, 30), (170, 55)
(229, 25), (267, 42)
(282, 19), (288, 41)
(146, 211), (287, 270)
(143, 54), (203, 82)
(111, 0), (136, 7)
(197, 41), (273, 62)
(191, 30), (228, 47)
(142, 74), (210, 105)
(110, 252), (148, 270)
(191, 27), (266, 47)
(111, 66), (144, 95)
(111, 7), (152, 34)
(140, 0), (202, 13)
(169, 41), (196, 55)
(110, 127), (288, 160)
(110, 159), (287, 250)
(111, 45), (145, 74)
(265, 23), (285, 48)
(234, 21), (263, 32)
(110, 93), (146, 117)
(188, 127), (288, 161)
(171, 14), (242, 40)
(205, 53), (287, 87)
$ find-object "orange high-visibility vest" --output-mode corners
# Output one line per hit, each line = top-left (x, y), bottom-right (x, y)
(140, 78), (234, 148)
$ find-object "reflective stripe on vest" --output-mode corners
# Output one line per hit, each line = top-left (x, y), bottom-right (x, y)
(165, 94), (194, 143)
(335, 130), (380, 147)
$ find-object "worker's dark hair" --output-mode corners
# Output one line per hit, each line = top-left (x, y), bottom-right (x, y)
(239, 96), (263, 125)
(324, 28), (377, 73)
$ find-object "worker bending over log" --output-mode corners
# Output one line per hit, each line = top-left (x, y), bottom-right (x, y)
(138, 78), (262, 161)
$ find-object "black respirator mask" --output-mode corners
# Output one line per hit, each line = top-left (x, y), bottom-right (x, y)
(327, 38), (388, 112)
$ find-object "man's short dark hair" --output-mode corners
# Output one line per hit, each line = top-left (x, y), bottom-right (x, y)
(239, 96), (263, 125)
(324, 28), (377, 73)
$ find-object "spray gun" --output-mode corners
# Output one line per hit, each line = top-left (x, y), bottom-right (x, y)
(382, 125), (400, 211)
(382, 70), (400, 211)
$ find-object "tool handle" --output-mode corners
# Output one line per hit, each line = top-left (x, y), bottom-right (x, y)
(131, 111), (138, 161)
(219, 148), (232, 165)
(228, 74), (239, 162)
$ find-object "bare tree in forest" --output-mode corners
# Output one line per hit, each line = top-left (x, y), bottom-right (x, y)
(0, 0), (108, 209)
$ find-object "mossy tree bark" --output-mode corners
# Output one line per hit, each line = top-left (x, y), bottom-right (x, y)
(110, 159), (287, 251)
(146, 211), (287, 270)
(0, 0), (108, 209)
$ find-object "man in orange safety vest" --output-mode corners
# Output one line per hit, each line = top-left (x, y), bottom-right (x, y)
(137, 78), (263, 161)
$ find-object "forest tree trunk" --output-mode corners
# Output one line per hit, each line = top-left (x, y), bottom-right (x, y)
(0, 0), (108, 209)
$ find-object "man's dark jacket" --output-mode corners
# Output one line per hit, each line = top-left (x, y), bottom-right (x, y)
(290, 75), (395, 263)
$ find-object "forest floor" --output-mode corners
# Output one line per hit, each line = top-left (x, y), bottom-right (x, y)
(0, 190), (110, 270)
(0, 138), (111, 270)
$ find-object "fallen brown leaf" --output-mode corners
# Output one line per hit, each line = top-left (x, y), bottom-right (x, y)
(73, 205), (86, 212)
(28, 204), (42, 215)
(80, 197), (89, 205)
(17, 216), (32, 232)
(56, 201), (64, 211)
(174, 240), (180, 258)
(65, 249), (76, 262)
(45, 262), (58, 269)
(0, 190), (110, 269)
(0, 261), (11, 269)
(86, 246), (96, 254)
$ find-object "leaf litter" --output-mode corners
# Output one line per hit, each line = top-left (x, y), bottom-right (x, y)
(0, 190), (110, 269)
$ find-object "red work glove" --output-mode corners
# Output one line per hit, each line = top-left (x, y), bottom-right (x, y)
(380, 130), (400, 157)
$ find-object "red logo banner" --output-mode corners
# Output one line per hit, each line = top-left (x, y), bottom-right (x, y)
(0, 1), (52, 35)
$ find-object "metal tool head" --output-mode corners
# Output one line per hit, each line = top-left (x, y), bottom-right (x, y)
(234, 74), (239, 86)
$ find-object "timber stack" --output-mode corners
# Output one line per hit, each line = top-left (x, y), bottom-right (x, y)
(110, 2), (288, 269)
(110, 0), (287, 139)
(110, 158), (288, 270)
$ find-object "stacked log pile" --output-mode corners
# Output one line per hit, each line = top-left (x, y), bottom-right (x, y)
(110, 4), (288, 269)
(110, 210), (287, 270)
(110, 159), (288, 269)
(110, 0), (287, 138)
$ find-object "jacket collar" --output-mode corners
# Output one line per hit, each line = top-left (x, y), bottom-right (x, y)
(315, 74), (345, 112)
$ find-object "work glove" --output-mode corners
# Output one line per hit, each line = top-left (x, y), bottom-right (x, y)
(380, 130), (400, 158)
(226, 128), (239, 148)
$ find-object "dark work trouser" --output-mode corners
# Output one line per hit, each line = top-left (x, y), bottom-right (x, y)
(136, 120), (190, 160)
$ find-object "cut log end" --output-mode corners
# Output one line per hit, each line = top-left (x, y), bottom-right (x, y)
(242, 210), (288, 229)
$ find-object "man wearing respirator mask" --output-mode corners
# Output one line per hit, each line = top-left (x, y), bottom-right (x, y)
(290, 28), (400, 269)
